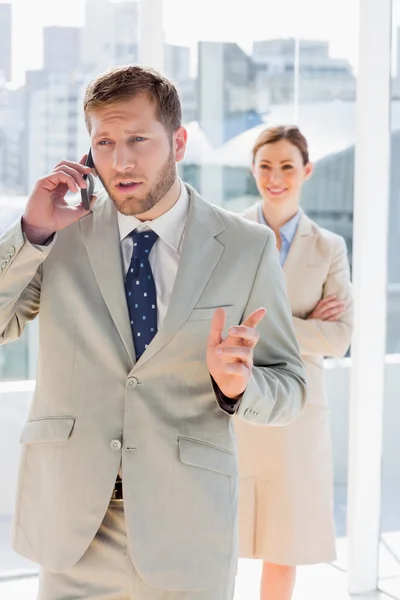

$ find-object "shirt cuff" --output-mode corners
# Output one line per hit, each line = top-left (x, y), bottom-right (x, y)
(32, 233), (55, 248)
(24, 233), (56, 250)
(20, 217), (56, 250)
(211, 377), (242, 415)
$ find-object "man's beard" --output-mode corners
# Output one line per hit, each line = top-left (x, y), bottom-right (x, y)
(98, 148), (177, 216)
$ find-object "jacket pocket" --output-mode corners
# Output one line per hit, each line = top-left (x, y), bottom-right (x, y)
(19, 416), (76, 444)
(187, 306), (234, 321)
(178, 436), (236, 477)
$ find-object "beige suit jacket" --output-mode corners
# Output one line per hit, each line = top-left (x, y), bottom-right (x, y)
(0, 186), (306, 591)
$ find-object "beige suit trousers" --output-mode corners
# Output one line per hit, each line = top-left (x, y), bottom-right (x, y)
(37, 500), (235, 600)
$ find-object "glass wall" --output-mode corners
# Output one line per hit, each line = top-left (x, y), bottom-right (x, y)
(0, 0), (361, 579)
(164, 0), (358, 551)
(164, 0), (358, 221)
(1, 0), (397, 593)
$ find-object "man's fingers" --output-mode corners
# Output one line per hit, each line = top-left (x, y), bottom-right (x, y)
(208, 307), (226, 348)
(79, 155), (97, 176)
(223, 363), (249, 377)
(55, 159), (92, 175)
(41, 171), (79, 194)
(215, 345), (252, 368)
(227, 326), (260, 348)
(227, 306), (266, 348)
(53, 164), (88, 189)
(210, 307), (266, 350)
(240, 307), (267, 329)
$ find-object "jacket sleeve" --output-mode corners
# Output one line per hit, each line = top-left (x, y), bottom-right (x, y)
(0, 219), (55, 344)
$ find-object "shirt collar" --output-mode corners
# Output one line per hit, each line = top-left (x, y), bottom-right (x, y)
(257, 203), (301, 245)
(117, 180), (189, 253)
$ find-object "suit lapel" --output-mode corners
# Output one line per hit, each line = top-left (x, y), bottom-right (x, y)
(283, 212), (318, 299)
(80, 192), (135, 366)
(133, 186), (226, 370)
(80, 187), (226, 370)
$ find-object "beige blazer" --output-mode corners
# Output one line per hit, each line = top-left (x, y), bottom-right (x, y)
(0, 186), (306, 591)
(243, 204), (353, 406)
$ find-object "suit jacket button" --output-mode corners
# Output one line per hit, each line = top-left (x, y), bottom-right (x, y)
(9, 246), (15, 256)
(110, 439), (122, 451)
(127, 377), (138, 389)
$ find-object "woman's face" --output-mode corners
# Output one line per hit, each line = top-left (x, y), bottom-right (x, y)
(252, 139), (312, 206)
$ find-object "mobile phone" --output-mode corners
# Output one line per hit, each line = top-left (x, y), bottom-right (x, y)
(81, 149), (95, 211)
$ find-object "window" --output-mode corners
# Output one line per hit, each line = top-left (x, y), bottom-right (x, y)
(0, 0), (396, 593)
(164, 0), (358, 558)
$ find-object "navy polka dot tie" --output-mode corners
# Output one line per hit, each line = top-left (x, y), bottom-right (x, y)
(125, 230), (159, 360)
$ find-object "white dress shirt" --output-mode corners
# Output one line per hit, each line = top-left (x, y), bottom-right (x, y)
(117, 181), (189, 327)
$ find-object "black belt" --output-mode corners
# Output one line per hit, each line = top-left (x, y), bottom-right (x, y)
(112, 476), (123, 500)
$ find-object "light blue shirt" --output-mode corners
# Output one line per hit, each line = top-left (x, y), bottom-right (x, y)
(257, 203), (301, 267)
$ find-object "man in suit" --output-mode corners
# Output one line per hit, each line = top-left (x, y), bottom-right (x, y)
(0, 65), (306, 600)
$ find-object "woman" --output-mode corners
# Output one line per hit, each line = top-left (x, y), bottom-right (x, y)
(235, 125), (353, 600)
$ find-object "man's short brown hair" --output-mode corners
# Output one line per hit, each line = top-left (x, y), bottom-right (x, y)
(83, 65), (182, 135)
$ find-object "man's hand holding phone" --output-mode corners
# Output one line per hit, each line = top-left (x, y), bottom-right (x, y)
(22, 155), (96, 245)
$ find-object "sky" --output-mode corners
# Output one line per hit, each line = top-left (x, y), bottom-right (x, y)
(1, 0), (377, 87)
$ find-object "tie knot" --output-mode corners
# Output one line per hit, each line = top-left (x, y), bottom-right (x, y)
(130, 230), (159, 258)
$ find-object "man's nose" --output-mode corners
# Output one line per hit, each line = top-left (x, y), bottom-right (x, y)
(113, 147), (136, 172)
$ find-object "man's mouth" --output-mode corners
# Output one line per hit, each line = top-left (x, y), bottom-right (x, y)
(116, 181), (142, 192)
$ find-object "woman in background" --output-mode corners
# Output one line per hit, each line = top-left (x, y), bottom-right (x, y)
(235, 125), (353, 600)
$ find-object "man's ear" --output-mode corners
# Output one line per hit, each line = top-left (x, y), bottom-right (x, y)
(174, 126), (188, 163)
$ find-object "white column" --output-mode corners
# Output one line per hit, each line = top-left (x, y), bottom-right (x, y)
(138, 0), (164, 71)
(347, 0), (392, 593)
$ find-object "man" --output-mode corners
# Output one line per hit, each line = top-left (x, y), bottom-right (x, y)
(0, 66), (306, 600)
